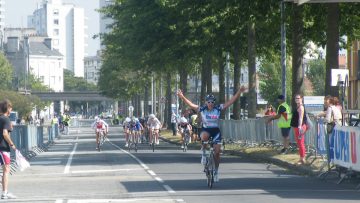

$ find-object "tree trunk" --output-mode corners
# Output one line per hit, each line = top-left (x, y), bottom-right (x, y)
(166, 71), (172, 129)
(144, 80), (150, 116)
(291, 4), (305, 108)
(248, 21), (257, 118)
(325, 3), (339, 97)
(218, 51), (225, 119)
(179, 66), (188, 114)
(201, 56), (207, 105)
(233, 44), (241, 120)
(206, 55), (213, 94)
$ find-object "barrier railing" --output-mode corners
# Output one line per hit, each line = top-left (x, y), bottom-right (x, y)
(220, 116), (360, 187)
(8, 124), (60, 174)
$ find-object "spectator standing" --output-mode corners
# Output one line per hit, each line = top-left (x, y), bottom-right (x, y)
(324, 96), (342, 130)
(265, 104), (276, 116)
(266, 95), (292, 154)
(171, 111), (178, 136)
(0, 99), (17, 199)
(290, 94), (308, 165)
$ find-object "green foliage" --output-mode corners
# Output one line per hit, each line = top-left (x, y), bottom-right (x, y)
(258, 56), (292, 106)
(64, 70), (98, 91)
(306, 59), (325, 96)
(0, 90), (43, 118)
(0, 53), (13, 90)
(28, 73), (52, 92)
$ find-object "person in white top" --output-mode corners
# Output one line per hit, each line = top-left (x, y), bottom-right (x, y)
(324, 97), (342, 126)
(147, 114), (162, 145)
(123, 117), (131, 147)
(91, 116), (109, 150)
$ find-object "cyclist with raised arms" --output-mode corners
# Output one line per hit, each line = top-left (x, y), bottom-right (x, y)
(177, 86), (246, 182)
(178, 117), (192, 149)
(91, 116), (109, 150)
(147, 114), (162, 145)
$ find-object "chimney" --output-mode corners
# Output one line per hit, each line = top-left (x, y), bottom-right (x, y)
(44, 38), (52, 50)
(6, 37), (19, 53)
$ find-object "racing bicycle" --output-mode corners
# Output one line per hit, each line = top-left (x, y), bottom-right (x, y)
(182, 129), (191, 152)
(203, 138), (216, 188)
(97, 130), (106, 152)
(128, 129), (138, 152)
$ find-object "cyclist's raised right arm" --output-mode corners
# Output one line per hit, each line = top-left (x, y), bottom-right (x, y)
(177, 89), (198, 111)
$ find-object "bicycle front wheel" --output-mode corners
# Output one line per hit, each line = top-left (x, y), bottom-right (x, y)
(207, 153), (215, 188)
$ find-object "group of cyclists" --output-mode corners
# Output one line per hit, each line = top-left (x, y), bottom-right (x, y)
(122, 114), (162, 147)
(90, 85), (246, 183)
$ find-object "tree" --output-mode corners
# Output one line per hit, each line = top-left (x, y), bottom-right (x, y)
(0, 53), (13, 90)
(259, 56), (292, 107)
(306, 59), (326, 96)
(64, 70), (98, 91)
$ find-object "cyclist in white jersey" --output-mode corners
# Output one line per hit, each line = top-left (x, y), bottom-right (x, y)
(123, 117), (131, 147)
(177, 86), (246, 182)
(91, 117), (109, 150)
(147, 114), (162, 145)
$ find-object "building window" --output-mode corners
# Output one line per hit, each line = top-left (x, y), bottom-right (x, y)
(53, 9), (59, 15)
(53, 29), (59, 36)
(88, 72), (94, 79)
(53, 39), (59, 46)
(54, 19), (59, 25)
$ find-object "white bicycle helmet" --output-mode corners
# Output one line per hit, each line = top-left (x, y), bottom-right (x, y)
(94, 116), (100, 121)
(180, 117), (188, 124)
(125, 117), (131, 122)
(149, 114), (155, 119)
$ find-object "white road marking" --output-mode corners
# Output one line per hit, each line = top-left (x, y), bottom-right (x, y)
(108, 140), (176, 194)
(64, 138), (78, 174)
(71, 168), (141, 174)
(148, 170), (156, 176)
(55, 200), (64, 203)
(163, 185), (176, 193)
(155, 177), (164, 183)
(62, 198), (185, 203)
(31, 161), (61, 165)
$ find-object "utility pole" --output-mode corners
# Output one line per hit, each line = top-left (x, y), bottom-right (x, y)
(226, 52), (230, 120)
(281, 1), (287, 99)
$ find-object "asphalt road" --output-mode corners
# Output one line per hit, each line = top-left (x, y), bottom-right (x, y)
(7, 126), (360, 203)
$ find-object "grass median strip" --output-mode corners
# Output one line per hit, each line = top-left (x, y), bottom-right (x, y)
(160, 129), (326, 176)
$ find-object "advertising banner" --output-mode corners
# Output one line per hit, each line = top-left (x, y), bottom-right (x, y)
(331, 126), (360, 171)
(316, 119), (327, 156)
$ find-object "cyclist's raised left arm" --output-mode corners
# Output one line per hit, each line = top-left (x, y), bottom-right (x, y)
(223, 86), (246, 110)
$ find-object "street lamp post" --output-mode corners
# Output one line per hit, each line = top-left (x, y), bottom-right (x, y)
(226, 52), (230, 120)
(281, 1), (287, 100)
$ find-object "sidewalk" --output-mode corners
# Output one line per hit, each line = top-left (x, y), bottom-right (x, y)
(160, 129), (327, 177)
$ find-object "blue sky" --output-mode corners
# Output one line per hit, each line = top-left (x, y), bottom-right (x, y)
(5, 0), (100, 56)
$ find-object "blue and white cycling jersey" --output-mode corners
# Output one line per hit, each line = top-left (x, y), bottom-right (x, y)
(199, 104), (224, 128)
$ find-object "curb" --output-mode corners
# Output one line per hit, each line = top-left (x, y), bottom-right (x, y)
(160, 136), (320, 177)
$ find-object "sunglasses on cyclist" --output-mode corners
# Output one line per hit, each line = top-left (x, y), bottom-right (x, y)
(207, 101), (215, 104)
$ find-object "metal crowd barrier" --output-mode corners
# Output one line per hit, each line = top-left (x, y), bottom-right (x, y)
(8, 124), (60, 174)
(220, 116), (360, 187)
(220, 116), (322, 153)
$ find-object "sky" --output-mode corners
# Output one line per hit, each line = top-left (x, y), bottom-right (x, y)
(5, 0), (100, 56)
